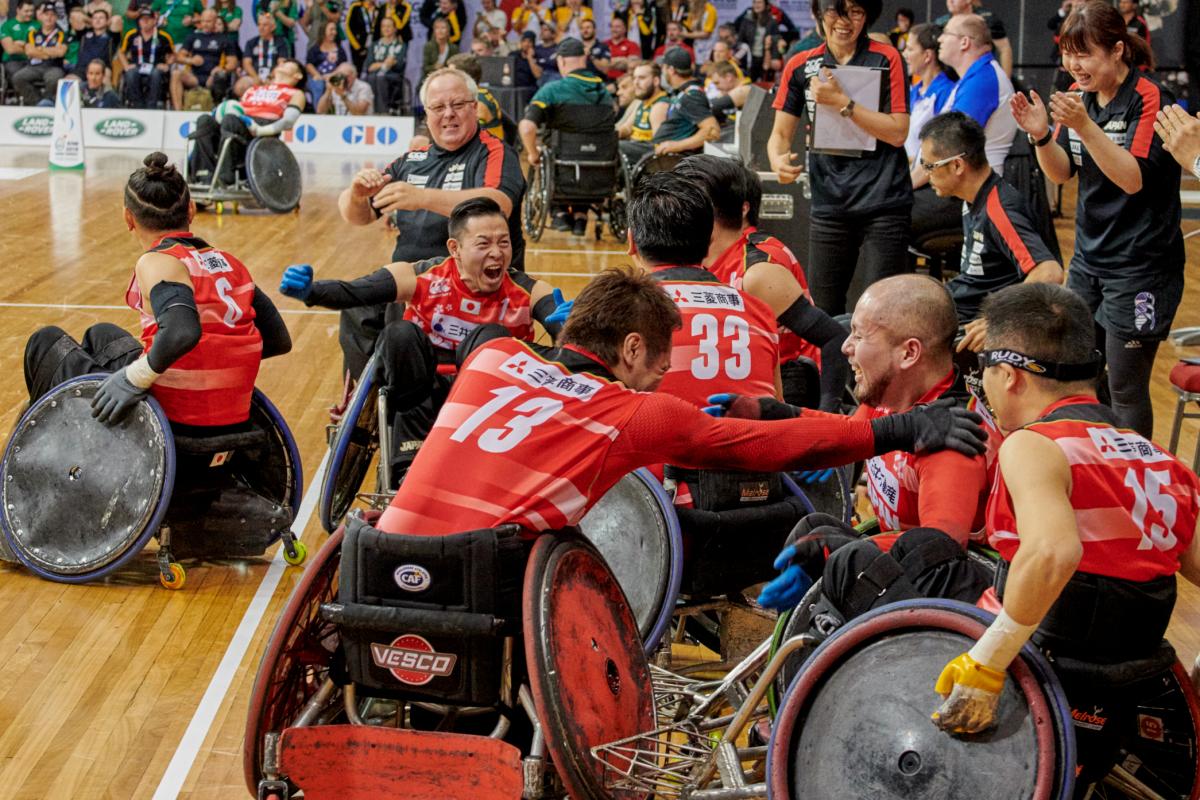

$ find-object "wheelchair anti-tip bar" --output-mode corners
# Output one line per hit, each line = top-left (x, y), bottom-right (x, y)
(318, 602), (506, 637)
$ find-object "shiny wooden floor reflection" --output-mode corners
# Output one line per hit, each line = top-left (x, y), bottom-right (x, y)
(0, 148), (1195, 799)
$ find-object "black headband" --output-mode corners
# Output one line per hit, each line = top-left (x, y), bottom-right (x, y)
(979, 348), (1102, 382)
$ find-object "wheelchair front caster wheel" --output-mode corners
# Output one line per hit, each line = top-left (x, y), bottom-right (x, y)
(282, 539), (307, 566)
(215, 201), (224, 215)
(160, 562), (186, 590)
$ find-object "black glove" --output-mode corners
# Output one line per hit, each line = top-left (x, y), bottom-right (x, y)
(778, 511), (859, 575)
(870, 397), (986, 458)
(91, 368), (148, 425)
(704, 393), (800, 420)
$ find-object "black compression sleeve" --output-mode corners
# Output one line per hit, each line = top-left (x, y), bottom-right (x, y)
(305, 267), (399, 309)
(457, 323), (512, 370)
(532, 293), (563, 338)
(147, 281), (202, 373)
(251, 286), (292, 358)
(778, 295), (850, 413)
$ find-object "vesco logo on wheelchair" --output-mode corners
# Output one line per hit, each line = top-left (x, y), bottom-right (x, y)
(370, 633), (457, 685)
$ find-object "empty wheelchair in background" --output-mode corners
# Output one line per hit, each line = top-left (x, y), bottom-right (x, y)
(522, 128), (625, 243)
(245, 511), (655, 800)
(0, 374), (304, 589)
(182, 130), (302, 215)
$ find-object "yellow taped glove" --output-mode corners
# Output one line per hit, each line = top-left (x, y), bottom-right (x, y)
(931, 652), (1006, 734)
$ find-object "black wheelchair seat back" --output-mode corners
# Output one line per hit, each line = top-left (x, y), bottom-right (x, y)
(549, 126), (619, 201)
(335, 515), (529, 706)
(669, 467), (807, 597)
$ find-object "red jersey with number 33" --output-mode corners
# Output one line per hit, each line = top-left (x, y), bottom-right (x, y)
(708, 228), (819, 364)
(653, 267), (779, 407)
(987, 397), (1200, 582)
(404, 256), (536, 351)
(126, 233), (262, 426)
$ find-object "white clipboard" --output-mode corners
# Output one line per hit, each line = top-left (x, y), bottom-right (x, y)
(812, 64), (882, 155)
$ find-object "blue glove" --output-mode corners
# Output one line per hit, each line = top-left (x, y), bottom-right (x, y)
(280, 264), (314, 301)
(545, 288), (573, 325)
(91, 368), (148, 425)
(757, 563), (813, 610)
(239, 114), (255, 129)
(703, 392), (734, 417)
(793, 468), (835, 485)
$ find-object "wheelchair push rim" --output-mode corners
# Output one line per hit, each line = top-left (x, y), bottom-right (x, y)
(250, 388), (304, 524)
(319, 353), (381, 533)
(0, 374), (176, 583)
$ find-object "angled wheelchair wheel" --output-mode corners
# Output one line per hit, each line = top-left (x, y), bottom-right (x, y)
(767, 578), (828, 717)
(767, 599), (1075, 800)
(245, 136), (302, 213)
(522, 154), (550, 242)
(247, 389), (304, 525)
(244, 525), (344, 796)
(319, 353), (381, 534)
(578, 469), (683, 653)
(1, 375), (175, 583)
(524, 533), (655, 800)
(783, 466), (853, 524)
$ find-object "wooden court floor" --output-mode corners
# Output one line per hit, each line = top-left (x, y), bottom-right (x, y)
(0, 147), (1196, 798)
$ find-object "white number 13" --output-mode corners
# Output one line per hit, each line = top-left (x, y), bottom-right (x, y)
(450, 386), (563, 453)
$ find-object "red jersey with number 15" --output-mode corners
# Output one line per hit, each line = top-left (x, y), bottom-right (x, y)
(708, 228), (819, 364)
(126, 233), (262, 426)
(653, 266), (779, 407)
(404, 256), (537, 351)
(987, 397), (1200, 582)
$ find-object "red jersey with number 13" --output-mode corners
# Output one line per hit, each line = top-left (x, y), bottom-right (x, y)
(404, 256), (536, 351)
(654, 268), (779, 407)
(126, 233), (262, 426)
(987, 397), (1200, 582)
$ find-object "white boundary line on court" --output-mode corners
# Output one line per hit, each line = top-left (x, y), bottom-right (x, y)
(151, 448), (330, 800)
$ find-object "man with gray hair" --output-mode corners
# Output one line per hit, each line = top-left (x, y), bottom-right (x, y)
(317, 61), (373, 115)
(336, 66), (526, 380)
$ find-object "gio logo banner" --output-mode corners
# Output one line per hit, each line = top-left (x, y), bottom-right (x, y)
(282, 123), (317, 143)
(342, 124), (397, 146)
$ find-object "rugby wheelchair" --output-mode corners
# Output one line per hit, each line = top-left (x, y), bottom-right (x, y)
(245, 511), (655, 799)
(523, 127), (626, 243)
(0, 375), (304, 589)
(182, 118), (302, 215)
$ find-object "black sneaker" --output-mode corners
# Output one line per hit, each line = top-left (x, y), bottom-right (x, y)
(551, 212), (571, 231)
(572, 217), (587, 236)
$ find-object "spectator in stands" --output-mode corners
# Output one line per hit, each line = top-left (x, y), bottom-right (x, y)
(903, 23), (955, 164)
(123, 0), (153, 34)
(83, 0), (121, 35)
(1047, 0), (1079, 93)
(170, 9), (232, 109)
(366, 14), (406, 112)
(2, 0), (38, 91)
(119, 7), (171, 106)
(625, 0), (657, 61)
(343, 0), (373, 73)
(448, 52), (506, 140)
(551, 0), (590, 40)
(769, 0), (913, 316)
(706, 61), (749, 135)
(151, 0), (201, 52)
(260, 0), (299, 54)
(513, 29), (539, 87)
(472, 0), (505, 42)
(654, 20), (694, 62)
(889, 7), (913, 51)
(485, 21), (509, 56)
(14, 2), (67, 105)
(243, 10), (290, 84)
(1118, 0), (1149, 43)
(317, 60), (371, 114)
(615, 71), (634, 109)
(373, 0), (411, 46)
(578, 17), (608, 77)
(919, 112), (1063, 333)
(78, 56), (119, 105)
(428, 0), (463, 44)
(617, 59), (667, 157)
(469, 37), (490, 57)
(929, 14), (1016, 176)
(69, 5), (115, 79)
(64, 8), (88, 72)
(702, 39), (746, 82)
(533, 19), (559, 85)
(650, 47), (717, 156)
(213, 0), (241, 36)
(681, 0), (717, 46)
(935, 0), (1011, 76)
(300, 0), (340, 54)
(736, 0), (779, 81)
(510, 0), (544, 42)
(305, 19), (346, 107)
(605, 15), (639, 80)
(421, 16), (457, 83)
(716, 22), (750, 72)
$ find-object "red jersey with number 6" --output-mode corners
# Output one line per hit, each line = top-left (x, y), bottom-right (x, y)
(126, 233), (262, 426)
(404, 256), (537, 351)
(987, 397), (1200, 582)
(652, 266), (779, 407)
(708, 228), (819, 364)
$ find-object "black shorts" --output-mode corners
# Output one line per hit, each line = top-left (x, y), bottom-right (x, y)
(1067, 261), (1183, 342)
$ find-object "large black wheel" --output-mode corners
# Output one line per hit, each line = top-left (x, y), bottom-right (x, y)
(522, 151), (550, 242)
(245, 136), (302, 213)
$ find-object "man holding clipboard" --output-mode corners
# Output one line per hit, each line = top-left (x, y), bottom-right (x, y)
(768, 0), (912, 316)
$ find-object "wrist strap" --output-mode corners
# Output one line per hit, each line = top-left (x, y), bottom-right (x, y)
(1034, 127), (1054, 147)
(125, 355), (161, 389)
(967, 607), (1038, 672)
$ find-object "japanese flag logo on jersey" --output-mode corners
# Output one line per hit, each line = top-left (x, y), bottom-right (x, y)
(370, 634), (457, 685)
(460, 298), (482, 315)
